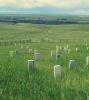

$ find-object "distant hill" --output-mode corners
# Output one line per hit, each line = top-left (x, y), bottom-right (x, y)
(0, 14), (89, 24)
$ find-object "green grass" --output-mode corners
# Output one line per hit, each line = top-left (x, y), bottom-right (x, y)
(0, 23), (89, 100)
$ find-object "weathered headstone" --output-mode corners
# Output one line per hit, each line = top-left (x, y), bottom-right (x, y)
(51, 50), (56, 58)
(35, 53), (40, 61)
(56, 45), (59, 49)
(76, 48), (79, 52)
(87, 47), (89, 51)
(86, 56), (89, 66)
(56, 49), (59, 53)
(15, 49), (20, 55)
(86, 42), (88, 46)
(60, 46), (62, 50)
(28, 60), (34, 70)
(66, 44), (69, 49)
(54, 65), (61, 78)
(56, 53), (60, 60)
(51, 50), (53, 57)
(69, 60), (75, 69)
(68, 49), (71, 54)
(29, 49), (34, 54)
(64, 46), (68, 52)
(56, 45), (59, 53)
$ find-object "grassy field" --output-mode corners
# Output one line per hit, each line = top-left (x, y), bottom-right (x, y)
(0, 23), (89, 100)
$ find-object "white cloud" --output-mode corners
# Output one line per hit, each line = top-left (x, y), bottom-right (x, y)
(73, 9), (89, 15)
(0, 0), (89, 14)
(0, 0), (88, 8)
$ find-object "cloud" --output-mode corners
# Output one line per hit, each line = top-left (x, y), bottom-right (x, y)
(0, 0), (89, 15)
(0, 0), (88, 8)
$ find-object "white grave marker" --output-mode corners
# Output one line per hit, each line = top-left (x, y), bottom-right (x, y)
(35, 53), (40, 61)
(66, 44), (69, 49)
(86, 56), (89, 66)
(28, 60), (34, 70)
(69, 60), (75, 69)
(56, 45), (59, 53)
(56, 45), (59, 50)
(87, 47), (89, 51)
(76, 48), (79, 52)
(51, 50), (56, 58)
(51, 50), (53, 57)
(60, 46), (62, 50)
(86, 42), (88, 46)
(15, 49), (20, 55)
(56, 49), (59, 53)
(56, 53), (60, 60)
(29, 49), (34, 54)
(68, 49), (71, 54)
(64, 47), (68, 52)
(54, 65), (61, 78)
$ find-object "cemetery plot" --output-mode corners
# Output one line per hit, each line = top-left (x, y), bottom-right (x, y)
(0, 23), (89, 100)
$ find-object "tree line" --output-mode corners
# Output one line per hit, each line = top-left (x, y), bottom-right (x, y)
(0, 15), (88, 24)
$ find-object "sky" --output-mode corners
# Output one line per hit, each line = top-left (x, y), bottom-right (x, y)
(0, 0), (89, 15)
